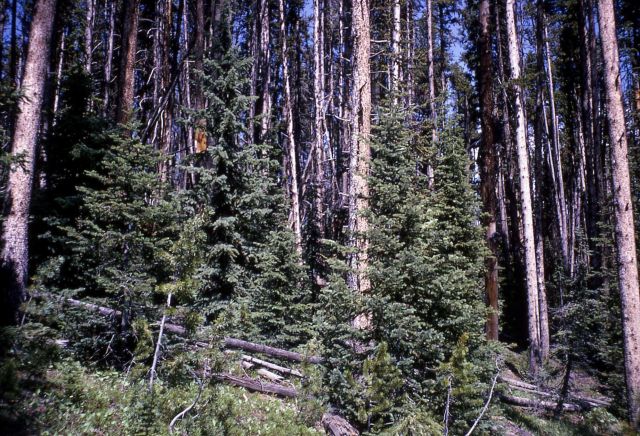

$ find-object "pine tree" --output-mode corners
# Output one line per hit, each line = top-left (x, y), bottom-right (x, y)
(181, 49), (314, 346)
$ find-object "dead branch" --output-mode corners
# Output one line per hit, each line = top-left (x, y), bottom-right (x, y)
(240, 354), (304, 377)
(213, 373), (298, 398)
(500, 394), (581, 412)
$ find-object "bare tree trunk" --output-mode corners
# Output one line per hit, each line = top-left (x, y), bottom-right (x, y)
(405, 0), (415, 109)
(597, 0), (640, 427)
(478, 0), (499, 341)
(103, 0), (115, 116)
(534, 0), (551, 361)
(0, 0), (57, 326)
(425, 0), (436, 185)
(192, 0), (205, 156)
(505, 0), (541, 374)
(153, 0), (174, 178)
(84, 0), (94, 75)
(347, 0), (371, 323)
(278, 0), (302, 255)
(115, 0), (140, 124)
(313, 0), (326, 236)
(390, 0), (401, 101)
(259, 0), (271, 142)
(540, 9), (569, 270)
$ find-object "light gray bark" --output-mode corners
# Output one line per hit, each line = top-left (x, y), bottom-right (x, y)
(505, 0), (542, 374)
(1, 0), (57, 325)
(278, 0), (302, 254)
(597, 0), (640, 427)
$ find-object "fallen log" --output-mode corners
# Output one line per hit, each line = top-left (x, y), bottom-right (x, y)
(33, 292), (325, 365)
(241, 354), (304, 377)
(500, 377), (611, 408)
(500, 394), (580, 412)
(214, 373), (297, 398)
(223, 337), (324, 364)
(256, 368), (284, 382)
(321, 413), (359, 436)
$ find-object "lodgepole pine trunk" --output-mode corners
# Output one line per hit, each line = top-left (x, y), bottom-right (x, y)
(313, 0), (326, 236)
(278, 0), (303, 255)
(597, 0), (640, 427)
(115, 0), (140, 124)
(505, 0), (542, 374)
(1, 0), (57, 326)
(391, 0), (401, 101)
(347, 0), (372, 318)
(478, 0), (499, 341)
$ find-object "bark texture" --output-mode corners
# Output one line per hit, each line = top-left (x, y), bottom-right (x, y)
(1, 0), (57, 326)
(505, 0), (542, 373)
(347, 0), (372, 308)
(478, 0), (499, 341)
(598, 0), (640, 426)
(116, 0), (140, 124)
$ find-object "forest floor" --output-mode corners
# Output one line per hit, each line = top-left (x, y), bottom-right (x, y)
(0, 324), (631, 435)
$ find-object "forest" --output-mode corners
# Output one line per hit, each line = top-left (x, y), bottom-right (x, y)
(0, 0), (639, 434)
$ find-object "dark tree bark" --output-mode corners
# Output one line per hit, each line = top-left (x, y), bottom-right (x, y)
(478, 0), (499, 341)
(115, 0), (140, 124)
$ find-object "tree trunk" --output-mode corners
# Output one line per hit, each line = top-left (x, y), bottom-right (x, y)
(313, 0), (326, 236)
(84, 0), (95, 75)
(0, 0), (57, 326)
(258, 0), (271, 142)
(391, 0), (401, 101)
(597, 0), (640, 427)
(425, 0), (436, 185)
(478, 0), (499, 341)
(278, 0), (303, 255)
(347, 0), (372, 312)
(115, 0), (140, 124)
(505, 0), (542, 374)
(103, 0), (115, 116)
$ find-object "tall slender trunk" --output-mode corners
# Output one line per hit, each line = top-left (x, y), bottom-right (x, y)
(103, 0), (115, 116)
(597, 0), (640, 427)
(505, 0), (542, 374)
(541, 9), (569, 270)
(115, 0), (140, 124)
(405, 0), (415, 108)
(313, 0), (326, 236)
(426, 0), (436, 134)
(278, 0), (302, 255)
(0, 0), (57, 326)
(84, 0), (94, 75)
(258, 0), (271, 142)
(347, 0), (371, 316)
(391, 0), (401, 100)
(478, 0), (499, 341)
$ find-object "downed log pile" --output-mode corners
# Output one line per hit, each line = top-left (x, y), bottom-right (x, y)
(499, 376), (611, 412)
(33, 292), (614, 433)
(32, 292), (358, 434)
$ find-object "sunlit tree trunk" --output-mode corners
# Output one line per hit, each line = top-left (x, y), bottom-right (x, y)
(505, 0), (542, 374)
(1, 0), (57, 326)
(278, 0), (302, 255)
(598, 0), (640, 426)
(313, 0), (326, 236)
(347, 0), (371, 320)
